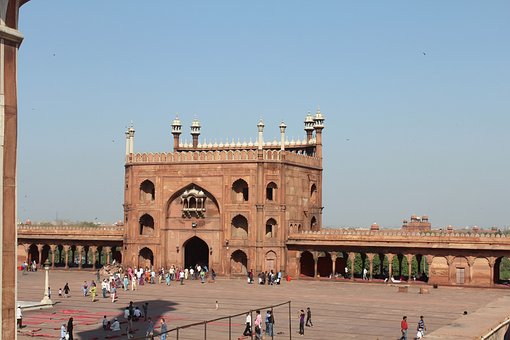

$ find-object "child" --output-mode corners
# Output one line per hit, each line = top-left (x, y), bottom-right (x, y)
(102, 315), (108, 330)
(58, 288), (62, 297)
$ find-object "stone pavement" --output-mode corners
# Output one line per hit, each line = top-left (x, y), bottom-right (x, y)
(17, 270), (510, 339)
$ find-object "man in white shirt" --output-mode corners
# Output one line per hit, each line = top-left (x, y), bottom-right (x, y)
(16, 305), (22, 328)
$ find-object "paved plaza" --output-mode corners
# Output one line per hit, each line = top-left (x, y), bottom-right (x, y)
(17, 270), (510, 339)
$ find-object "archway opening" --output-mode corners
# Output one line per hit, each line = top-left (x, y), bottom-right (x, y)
(310, 216), (318, 231)
(231, 250), (248, 275)
(231, 215), (248, 239)
(300, 251), (314, 277)
(317, 252), (332, 277)
(232, 179), (249, 202)
(184, 236), (209, 269)
(265, 218), (277, 238)
(138, 247), (154, 268)
(139, 214), (155, 235)
(495, 257), (510, 284)
(140, 179), (155, 202)
(265, 251), (277, 273)
(28, 244), (39, 264)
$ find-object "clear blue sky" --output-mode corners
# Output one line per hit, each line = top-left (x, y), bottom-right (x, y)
(16, 1), (510, 228)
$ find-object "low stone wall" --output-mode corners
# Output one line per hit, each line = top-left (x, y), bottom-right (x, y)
(480, 318), (510, 340)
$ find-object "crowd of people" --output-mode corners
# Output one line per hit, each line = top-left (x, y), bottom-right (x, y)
(247, 269), (284, 285)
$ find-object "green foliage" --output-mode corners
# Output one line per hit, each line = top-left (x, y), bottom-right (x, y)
(500, 258), (510, 280)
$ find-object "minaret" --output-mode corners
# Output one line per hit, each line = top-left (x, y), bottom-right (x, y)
(128, 125), (135, 154)
(257, 119), (265, 150)
(190, 118), (201, 148)
(125, 129), (130, 156)
(313, 108), (325, 158)
(171, 114), (182, 151)
(279, 121), (287, 151)
(304, 112), (315, 142)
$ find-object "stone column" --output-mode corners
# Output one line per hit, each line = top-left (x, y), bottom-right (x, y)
(387, 254), (394, 280)
(90, 246), (98, 270)
(104, 246), (112, 265)
(446, 256), (455, 284)
(406, 254), (413, 282)
(49, 245), (57, 269)
(349, 252), (355, 280)
(22, 243), (30, 262)
(488, 257), (496, 288)
(76, 245), (84, 270)
(331, 253), (337, 279)
(296, 252), (301, 279)
(37, 244), (43, 267)
(367, 253), (374, 281)
(467, 256), (475, 285)
(63, 245), (71, 269)
(313, 252), (319, 279)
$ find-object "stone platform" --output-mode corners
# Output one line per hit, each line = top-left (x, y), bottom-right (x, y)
(17, 270), (510, 339)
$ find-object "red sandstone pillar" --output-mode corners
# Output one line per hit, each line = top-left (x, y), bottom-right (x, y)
(489, 257), (496, 287)
(387, 254), (394, 281)
(349, 252), (355, 281)
(37, 244), (43, 267)
(63, 245), (70, 269)
(331, 254), (337, 279)
(77, 245), (84, 269)
(49, 245), (56, 269)
(446, 256), (454, 285)
(367, 253), (374, 281)
(104, 246), (112, 264)
(90, 246), (97, 270)
(406, 254), (413, 282)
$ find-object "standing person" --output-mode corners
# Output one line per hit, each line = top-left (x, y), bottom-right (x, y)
(63, 283), (70, 298)
(160, 318), (168, 340)
(16, 305), (22, 329)
(67, 317), (74, 340)
(267, 310), (275, 337)
(305, 307), (313, 327)
(143, 302), (149, 321)
(101, 279), (108, 298)
(254, 310), (262, 340)
(96, 269), (100, 282)
(243, 313), (252, 336)
(400, 316), (408, 340)
(363, 267), (368, 280)
(111, 286), (117, 303)
(298, 309), (305, 336)
(179, 269), (185, 285)
(146, 317), (154, 339)
(90, 285), (97, 302)
(131, 275), (137, 291)
(102, 315), (108, 331)
(60, 323), (67, 339)
(265, 310), (271, 336)
(416, 316), (426, 339)
(215, 301), (219, 310)
(82, 281), (88, 297)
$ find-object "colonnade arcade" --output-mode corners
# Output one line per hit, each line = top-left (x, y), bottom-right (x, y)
(297, 249), (510, 286)
(21, 242), (122, 269)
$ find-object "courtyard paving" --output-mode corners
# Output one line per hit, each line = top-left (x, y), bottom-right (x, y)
(17, 270), (510, 339)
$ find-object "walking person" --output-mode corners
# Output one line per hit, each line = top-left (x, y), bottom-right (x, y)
(400, 316), (408, 340)
(63, 283), (70, 298)
(143, 302), (149, 321)
(160, 318), (168, 340)
(254, 310), (262, 340)
(90, 285), (97, 302)
(298, 309), (305, 336)
(67, 317), (74, 340)
(16, 305), (22, 329)
(416, 316), (426, 339)
(146, 317), (155, 339)
(243, 313), (252, 336)
(305, 307), (313, 327)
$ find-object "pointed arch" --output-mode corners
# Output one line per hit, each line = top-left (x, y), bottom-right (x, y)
(231, 214), (249, 239)
(265, 218), (277, 238)
(140, 179), (155, 203)
(266, 182), (278, 201)
(231, 249), (248, 275)
(310, 183), (317, 204)
(138, 247), (154, 268)
(232, 178), (249, 202)
(166, 183), (220, 219)
(139, 214), (155, 235)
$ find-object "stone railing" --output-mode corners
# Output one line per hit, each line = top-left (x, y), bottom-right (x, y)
(289, 228), (508, 238)
(480, 318), (510, 340)
(127, 149), (322, 168)
(17, 225), (124, 232)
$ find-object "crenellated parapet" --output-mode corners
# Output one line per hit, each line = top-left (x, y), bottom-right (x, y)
(126, 149), (322, 168)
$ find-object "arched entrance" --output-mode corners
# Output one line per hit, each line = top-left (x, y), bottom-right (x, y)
(184, 237), (209, 269)
(231, 250), (248, 275)
(300, 251), (314, 277)
(138, 247), (154, 268)
(265, 251), (277, 272)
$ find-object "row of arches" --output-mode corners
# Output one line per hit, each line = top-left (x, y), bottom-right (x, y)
(139, 179), (318, 206)
(298, 251), (510, 285)
(231, 215), (278, 239)
(24, 243), (122, 269)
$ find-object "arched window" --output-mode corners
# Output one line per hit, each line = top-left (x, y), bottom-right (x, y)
(310, 216), (318, 231)
(140, 180), (155, 203)
(310, 184), (317, 204)
(265, 218), (277, 238)
(266, 182), (278, 201)
(231, 215), (248, 239)
(232, 179), (249, 202)
(139, 214), (155, 235)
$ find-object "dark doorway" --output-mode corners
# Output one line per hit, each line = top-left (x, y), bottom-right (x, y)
(300, 251), (315, 277)
(184, 236), (209, 269)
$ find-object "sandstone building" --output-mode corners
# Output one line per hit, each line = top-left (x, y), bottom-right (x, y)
(123, 112), (324, 275)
